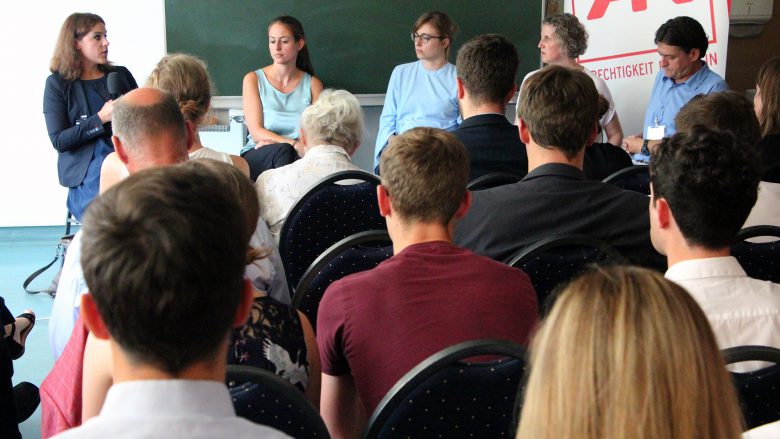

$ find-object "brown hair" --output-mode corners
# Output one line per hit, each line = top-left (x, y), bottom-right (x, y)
(146, 53), (214, 126)
(517, 265), (743, 439)
(756, 56), (780, 136)
(412, 11), (458, 59)
(49, 13), (110, 81)
(517, 65), (599, 158)
(270, 16), (315, 76)
(675, 91), (761, 147)
(456, 34), (519, 106)
(379, 127), (469, 225)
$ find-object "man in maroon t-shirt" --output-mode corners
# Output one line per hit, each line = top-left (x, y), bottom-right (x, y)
(316, 127), (538, 438)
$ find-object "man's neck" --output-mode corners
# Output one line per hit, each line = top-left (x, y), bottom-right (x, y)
(110, 339), (228, 384)
(665, 240), (731, 268)
(389, 220), (453, 255)
(526, 140), (584, 173)
(460, 98), (506, 120)
(673, 60), (704, 84)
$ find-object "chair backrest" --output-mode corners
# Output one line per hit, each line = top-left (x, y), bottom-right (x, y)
(731, 225), (780, 283)
(279, 170), (385, 297)
(466, 172), (523, 191)
(293, 230), (393, 329)
(508, 234), (626, 313)
(722, 345), (780, 430)
(227, 364), (330, 438)
(602, 164), (650, 195)
(364, 339), (527, 439)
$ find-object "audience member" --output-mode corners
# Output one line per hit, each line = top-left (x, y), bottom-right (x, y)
(649, 127), (780, 370)
(49, 88), (190, 359)
(0, 298), (38, 439)
(374, 11), (461, 172)
(624, 16), (727, 158)
(522, 13), (623, 146)
(42, 88), (190, 436)
(317, 127), (538, 438)
(516, 265), (743, 439)
(256, 89), (363, 242)
(52, 165), (288, 438)
(241, 16), (324, 181)
(582, 96), (633, 181)
(755, 56), (780, 182)
(454, 66), (662, 268)
(453, 34), (527, 181)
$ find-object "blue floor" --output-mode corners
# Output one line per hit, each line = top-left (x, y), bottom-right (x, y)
(2, 226), (71, 438)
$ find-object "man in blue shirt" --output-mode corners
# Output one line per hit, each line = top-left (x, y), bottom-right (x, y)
(624, 16), (727, 159)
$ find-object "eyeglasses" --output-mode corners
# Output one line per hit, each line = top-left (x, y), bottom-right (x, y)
(411, 32), (444, 44)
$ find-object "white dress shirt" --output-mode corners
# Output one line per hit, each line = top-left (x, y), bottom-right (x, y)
(666, 256), (780, 371)
(744, 420), (780, 438)
(49, 230), (86, 358)
(51, 380), (290, 438)
(255, 144), (362, 241)
(744, 181), (780, 242)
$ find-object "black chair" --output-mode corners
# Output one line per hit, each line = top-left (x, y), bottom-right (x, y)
(508, 234), (626, 313)
(602, 164), (650, 195)
(731, 225), (780, 283)
(364, 339), (527, 439)
(722, 345), (780, 430)
(293, 230), (393, 329)
(227, 364), (330, 438)
(466, 172), (523, 191)
(279, 170), (385, 297)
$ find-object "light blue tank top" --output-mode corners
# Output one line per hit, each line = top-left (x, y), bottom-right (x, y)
(243, 69), (312, 152)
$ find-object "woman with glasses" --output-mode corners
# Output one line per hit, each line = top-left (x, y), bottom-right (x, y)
(373, 11), (461, 173)
(241, 16), (324, 181)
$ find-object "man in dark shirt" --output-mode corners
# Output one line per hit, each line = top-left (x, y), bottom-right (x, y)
(453, 34), (528, 181)
(317, 128), (538, 438)
(454, 66), (662, 268)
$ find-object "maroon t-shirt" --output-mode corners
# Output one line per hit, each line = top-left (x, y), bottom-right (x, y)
(317, 241), (538, 414)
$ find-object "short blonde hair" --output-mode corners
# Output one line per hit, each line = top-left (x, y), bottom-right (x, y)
(300, 89), (363, 154)
(517, 265), (743, 439)
(146, 53), (213, 126)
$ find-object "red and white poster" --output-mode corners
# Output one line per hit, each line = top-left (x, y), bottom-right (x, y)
(565, 0), (730, 135)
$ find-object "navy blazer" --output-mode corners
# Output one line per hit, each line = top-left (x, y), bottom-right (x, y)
(43, 66), (137, 187)
(453, 114), (528, 181)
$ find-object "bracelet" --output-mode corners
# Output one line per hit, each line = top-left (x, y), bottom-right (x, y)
(640, 139), (650, 155)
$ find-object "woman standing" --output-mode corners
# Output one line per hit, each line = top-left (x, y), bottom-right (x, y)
(374, 11), (461, 173)
(241, 16), (324, 181)
(522, 13), (623, 146)
(44, 13), (137, 220)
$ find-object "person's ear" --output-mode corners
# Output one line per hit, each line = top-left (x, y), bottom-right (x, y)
(456, 77), (466, 100)
(518, 117), (531, 144)
(505, 83), (518, 104)
(453, 190), (472, 219)
(232, 280), (255, 328)
(651, 193), (672, 230)
(377, 184), (392, 217)
(112, 136), (129, 165)
(297, 38), (305, 51)
(688, 48), (700, 62)
(81, 294), (110, 340)
(441, 37), (450, 51)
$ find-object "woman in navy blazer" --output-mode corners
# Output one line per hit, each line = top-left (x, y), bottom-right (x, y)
(44, 13), (137, 220)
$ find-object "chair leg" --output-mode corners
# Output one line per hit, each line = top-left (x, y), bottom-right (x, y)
(65, 211), (72, 236)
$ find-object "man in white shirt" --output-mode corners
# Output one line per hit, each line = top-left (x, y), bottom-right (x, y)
(649, 126), (780, 367)
(53, 157), (288, 438)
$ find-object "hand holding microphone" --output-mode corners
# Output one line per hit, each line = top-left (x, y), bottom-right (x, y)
(98, 72), (123, 123)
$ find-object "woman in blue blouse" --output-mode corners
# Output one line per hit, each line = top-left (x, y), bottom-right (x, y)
(241, 16), (324, 181)
(374, 11), (461, 172)
(44, 13), (137, 220)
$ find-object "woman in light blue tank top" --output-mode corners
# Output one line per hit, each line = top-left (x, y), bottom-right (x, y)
(241, 16), (324, 180)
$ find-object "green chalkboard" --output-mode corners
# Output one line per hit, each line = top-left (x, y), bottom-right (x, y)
(165, 1), (543, 96)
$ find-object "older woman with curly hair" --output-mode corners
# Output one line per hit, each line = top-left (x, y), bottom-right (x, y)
(520, 13), (623, 146)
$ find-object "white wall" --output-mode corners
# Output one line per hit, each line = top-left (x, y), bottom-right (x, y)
(0, 1), (166, 226)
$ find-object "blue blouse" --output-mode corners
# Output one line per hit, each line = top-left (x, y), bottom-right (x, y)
(374, 61), (461, 171)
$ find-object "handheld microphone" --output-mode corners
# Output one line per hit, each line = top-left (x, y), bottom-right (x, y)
(107, 72), (121, 100)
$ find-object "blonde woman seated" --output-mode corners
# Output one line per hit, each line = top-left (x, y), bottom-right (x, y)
(256, 89), (363, 241)
(82, 160), (320, 422)
(517, 265), (744, 439)
(100, 53), (249, 192)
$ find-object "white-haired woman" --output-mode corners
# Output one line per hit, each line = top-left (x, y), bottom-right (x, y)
(255, 89), (364, 241)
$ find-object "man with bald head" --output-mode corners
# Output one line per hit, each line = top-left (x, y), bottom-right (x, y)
(49, 87), (191, 359)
